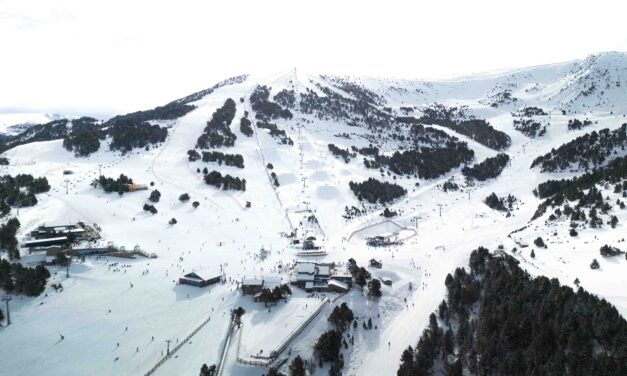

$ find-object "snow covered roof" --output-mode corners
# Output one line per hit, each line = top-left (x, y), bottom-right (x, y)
(183, 272), (220, 281)
(22, 236), (68, 246)
(297, 262), (316, 274)
(242, 279), (264, 286)
(328, 279), (348, 291)
(332, 271), (352, 279)
(318, 266), (330, 276)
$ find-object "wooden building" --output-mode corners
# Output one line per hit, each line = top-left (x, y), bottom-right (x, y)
(241, 279), (264, 295)
(369, 259), (382, 268)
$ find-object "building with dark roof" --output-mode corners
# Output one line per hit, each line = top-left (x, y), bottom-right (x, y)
(241, 279), (265, 295)
(179, 272), (221, 287)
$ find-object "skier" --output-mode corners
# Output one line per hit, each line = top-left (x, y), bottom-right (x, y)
(59, 334), (64, 341)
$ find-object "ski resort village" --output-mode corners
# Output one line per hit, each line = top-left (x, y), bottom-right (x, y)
(0, 52), (627, 376)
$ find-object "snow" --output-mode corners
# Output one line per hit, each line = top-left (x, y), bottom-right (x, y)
(1, 54), (627, 375)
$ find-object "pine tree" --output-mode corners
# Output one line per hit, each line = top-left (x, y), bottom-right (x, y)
(149, 189), (161, 203)
(368, 278), (382, 297)
(199, 363), (216, 376)
(288, 355), (305, 376)
(314, 330), (342, 362)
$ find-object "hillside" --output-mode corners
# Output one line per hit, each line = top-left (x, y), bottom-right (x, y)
(0, 52), (626, 376)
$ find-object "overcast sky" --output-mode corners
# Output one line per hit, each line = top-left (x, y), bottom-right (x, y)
(1, 0), (626, 117)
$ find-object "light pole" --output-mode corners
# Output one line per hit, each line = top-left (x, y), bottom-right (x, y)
(2, 296), (11, 325)
(165, 339), (171, 356)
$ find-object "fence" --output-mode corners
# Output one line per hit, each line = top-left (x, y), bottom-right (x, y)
(347, 219), (416, 243)
(216, 318), (236, 376)
(235, 297), (331, 367)
(143, 313), (213, 376)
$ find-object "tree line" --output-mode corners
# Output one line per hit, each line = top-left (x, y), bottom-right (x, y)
(531, 124), (626, 172)
(328, 144), (356, 163)
(349, 178), (406, 204)
(462, 153), (509, 181)
(567, 118), (593, 131)
(256, 284), (292, 307)
(0, 217), (21, 260)
(250, 85), (293, 121)
(0, 99), (196, 154)
(363, 122), (475, 179)
(187, 149), (244, 168)
(0, 258), (50, 296)
(416, 104), (511, 150)
(484, 192), (516, 212)
(196, 98), (238, 149)
(203, 170), (246, 191)
(532, 155), (627, 220)
(257, 121), (293, 145)
(93, 174), (133, 195)
(0, 174), (51, 220)
(106, 101), (196, 153)
(298, 81), (391, 131)
(273, 89), (296, 108)
(109, 121), (167, 153)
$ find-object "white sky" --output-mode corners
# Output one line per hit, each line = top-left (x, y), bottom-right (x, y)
(1, 0), (626, 117)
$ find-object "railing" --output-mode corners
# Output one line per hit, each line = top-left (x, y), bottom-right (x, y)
(143, 313), (213, 376)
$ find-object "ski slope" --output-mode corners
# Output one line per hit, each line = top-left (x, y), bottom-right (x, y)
(1, 53), (626, 376)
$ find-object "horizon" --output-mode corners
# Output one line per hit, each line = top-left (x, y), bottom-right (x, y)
(1, 50), (623, 122)
(2, 0), (627, 117)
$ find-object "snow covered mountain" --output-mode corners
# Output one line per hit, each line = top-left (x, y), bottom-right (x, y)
(0, 112), (65, 137)
(0, 52), (626, 376)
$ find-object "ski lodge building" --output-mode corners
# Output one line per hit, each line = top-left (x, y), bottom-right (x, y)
(241, 279), (265, 295)
(291, 262), (352, 292)
(179, 272), (221, 287)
